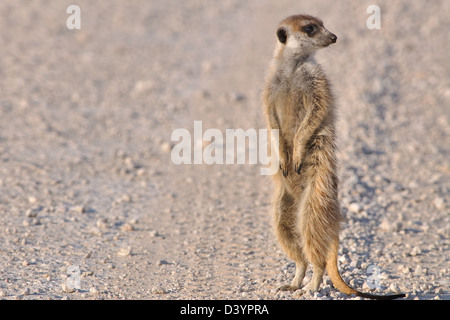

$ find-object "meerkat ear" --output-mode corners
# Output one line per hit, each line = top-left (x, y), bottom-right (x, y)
(276, 27), (287, 44)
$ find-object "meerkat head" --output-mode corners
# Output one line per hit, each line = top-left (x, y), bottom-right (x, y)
(276, 14), (337, 55)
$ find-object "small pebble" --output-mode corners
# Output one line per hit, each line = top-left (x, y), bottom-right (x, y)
(72, 205), (86, 213)
(25, 209), (38, 218)
(157, 259), (171, 266)
(61, 283), (75, 293)
(121, 223), (135, 232)
(151, 286), (166, 294)
(435, 287), (443, 294)
(96, 218), (108, 229)
(28, 196), (37, 204)
(348, 202), (362, 213)
(160, 142), (172, 153)
(389, 283), (401, 293)
(133, 80), (154, 93)
(379, 218), (402, 233)
(410, 246), (421, 256)
(121, 194), (132, 202)
(149, 230), (159, 237)
(201, 61), (213, 73)
(227, 91), (246, 102)
(414, 265), (423, 276)
(320, 287), (331, 296)
(21, 288), (30, 296)
(117, 247), (132, 257)
(433, 197), (445, 210)
(89, 227), (103, 236)
(402, 266), (412, 274)
(23, 218), (41, 226)
(89, 287), (99, 295)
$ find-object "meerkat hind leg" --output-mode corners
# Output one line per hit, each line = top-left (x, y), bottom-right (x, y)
(278, 260), (308, 292)
(308, 265), (325, 292)
(274, 190), (308, 292)
(292, 264), (325, 295)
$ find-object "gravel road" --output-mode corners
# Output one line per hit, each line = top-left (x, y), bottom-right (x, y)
(0, 0), (448, 300)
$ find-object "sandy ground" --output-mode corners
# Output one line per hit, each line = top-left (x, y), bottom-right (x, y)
(0, 0), (448, 300)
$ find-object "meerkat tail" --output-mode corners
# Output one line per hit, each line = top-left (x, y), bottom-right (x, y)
(326, 238), (406, 300)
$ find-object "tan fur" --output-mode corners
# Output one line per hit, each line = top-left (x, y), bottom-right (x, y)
(263, 14), (405, 299)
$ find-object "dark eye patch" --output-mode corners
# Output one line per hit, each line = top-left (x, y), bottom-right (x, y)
(303, 24), (315, 36)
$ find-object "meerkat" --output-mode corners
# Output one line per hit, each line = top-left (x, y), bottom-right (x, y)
(262, 14), (405, 299)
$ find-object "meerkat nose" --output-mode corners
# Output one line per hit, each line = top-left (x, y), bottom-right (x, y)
(330, 34), (337, 43)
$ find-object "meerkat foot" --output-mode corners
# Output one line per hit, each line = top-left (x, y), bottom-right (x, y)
(296, 283), (320, 296)
(277, 263), (306, 292)
(279, 164), (288, 177)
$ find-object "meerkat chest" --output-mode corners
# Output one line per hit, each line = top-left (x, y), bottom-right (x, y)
(273, 84), (306, 142)
(275, 63), (324, 136)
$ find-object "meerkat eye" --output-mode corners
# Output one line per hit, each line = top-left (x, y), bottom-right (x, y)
(303, 25), (315, 36)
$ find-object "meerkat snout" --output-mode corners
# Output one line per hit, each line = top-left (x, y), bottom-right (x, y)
(329, 33), (337, 43)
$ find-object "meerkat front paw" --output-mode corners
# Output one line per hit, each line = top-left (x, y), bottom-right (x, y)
(294, 161), (303, 174)
(292, 145), (304, 174)
(292, 153), (304, 174)
(279, 161), (288, 177)
(279, 148), (290, 177)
